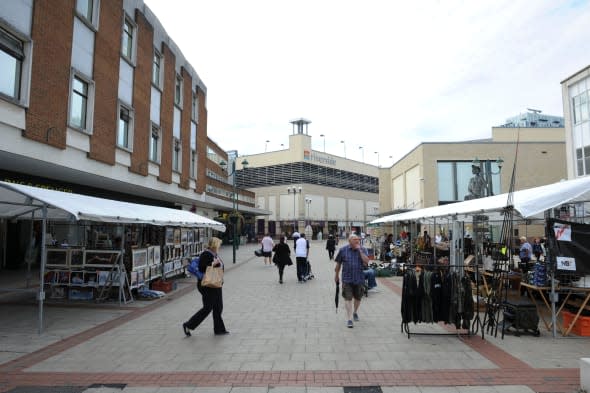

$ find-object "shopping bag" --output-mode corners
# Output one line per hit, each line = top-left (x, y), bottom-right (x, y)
(201, 266), (223, 288)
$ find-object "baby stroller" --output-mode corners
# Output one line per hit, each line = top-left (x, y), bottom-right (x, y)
(303, 259), (315, 280)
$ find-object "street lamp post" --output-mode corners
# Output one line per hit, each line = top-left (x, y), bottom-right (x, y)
(265, 140), (270, 152)
(220, 158), (249, 264)
(374, 151), (380, 167)
(359, 146), (364, 162)
(305, 197), (312, 222)
(319, 134), (326, 152)
(472, 157), (504, 197)
(340, 140), (346, 158)
(287, 186), (302, 233)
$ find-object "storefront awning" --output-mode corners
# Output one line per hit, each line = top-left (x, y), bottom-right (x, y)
(0, 181), (226, 231)
(371, 176), (590, 224)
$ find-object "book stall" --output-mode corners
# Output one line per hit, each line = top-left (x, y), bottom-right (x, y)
(0, 181), (225, 333)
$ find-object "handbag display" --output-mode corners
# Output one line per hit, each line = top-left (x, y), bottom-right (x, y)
(201, 266), (223, 288)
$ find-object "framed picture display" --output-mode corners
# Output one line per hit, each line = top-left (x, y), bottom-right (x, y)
(173, 259), (182, 270)
(132, 248), (148, 269)
(187, 230), (194, 243)
(130, 271), (138, 288)
(164, 262), (173, 275)
(181, 229), (189, 244)
(137, 269), (145, 287)
(85, 250), (120, 266)
(148, 246), (155, 266)
(97, 271), (110, 286)
(153, 246), (161, 265)
(173, 228), (181, 245)
(70, 249), (84, 267)
(46, 249), (68, 266)
(165, 227), (174, 245)
(150, 265), (159, 279)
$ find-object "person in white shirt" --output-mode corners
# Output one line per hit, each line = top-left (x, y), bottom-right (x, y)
(261, 233), (274, 265)
(295, 233), (310, 282)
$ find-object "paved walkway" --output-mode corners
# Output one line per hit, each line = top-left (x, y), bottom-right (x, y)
(0, 241), (584, 392)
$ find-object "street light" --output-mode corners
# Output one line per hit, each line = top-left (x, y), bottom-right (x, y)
(319, 134), (326, 152)
(220, 158), (249, 264)
(340, 140), (346, 158)
(287, 186), (302, 232)
(359, 146), (364, 162)
(305, 197), (312, 222)
(265, 140), (270, 152)
(374, 151), (380, 167)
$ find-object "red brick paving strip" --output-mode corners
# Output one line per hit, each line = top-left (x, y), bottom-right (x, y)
(0, 277), (580, 393)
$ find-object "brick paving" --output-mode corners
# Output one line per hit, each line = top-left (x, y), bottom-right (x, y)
(0, 241), (583, 393)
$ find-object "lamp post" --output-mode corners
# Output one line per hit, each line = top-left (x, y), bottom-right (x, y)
(305, 197), (312, 222)
(319, 134), (325, 152)
(340, 140), (346, 158)
(374, 151), (380, 167)
(472, 157), (504, 197)
(220, 158), (249, 264)
(359, 146), (364, 162)
(287, 186), (302, 233)
(265, 140), (270, 152)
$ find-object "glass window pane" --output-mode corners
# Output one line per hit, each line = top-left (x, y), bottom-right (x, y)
(76, 0), (93, 21)
(437, 162), (454, 202)
(70, 77), (88, 129)
(152, 53), (160, 85)
(0, 50), (20, 98)
(456, 162), (472, 201)
(122, 20), (133, 58)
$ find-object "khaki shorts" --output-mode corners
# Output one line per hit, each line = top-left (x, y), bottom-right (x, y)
(342, 283), (363, 301)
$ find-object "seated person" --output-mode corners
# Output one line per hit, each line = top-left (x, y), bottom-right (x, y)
(363, 268), (379, 293)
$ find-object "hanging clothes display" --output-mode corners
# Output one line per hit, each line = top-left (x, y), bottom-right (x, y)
(401, 265), (475, 337)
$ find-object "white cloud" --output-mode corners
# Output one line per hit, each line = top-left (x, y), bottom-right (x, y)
(145, 0), (590, 165)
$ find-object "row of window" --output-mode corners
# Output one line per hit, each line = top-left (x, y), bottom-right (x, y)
(236, 162), (379, 193)
(572, 88), (590, 177)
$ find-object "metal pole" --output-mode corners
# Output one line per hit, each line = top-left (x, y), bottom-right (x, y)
(39, 205), (47, 334)
(232, 161), (237, 264)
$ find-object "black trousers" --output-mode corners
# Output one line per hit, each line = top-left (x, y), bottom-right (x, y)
(328, 250), (335, 260)
(277, 264), (285, 281)
(296, 257), (307, 281)
(185, 283), (226, 333)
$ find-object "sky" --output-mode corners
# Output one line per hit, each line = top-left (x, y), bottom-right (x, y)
(144, 0), (590, 167)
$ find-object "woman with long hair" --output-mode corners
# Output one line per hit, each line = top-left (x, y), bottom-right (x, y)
(272, 236), (292, 284)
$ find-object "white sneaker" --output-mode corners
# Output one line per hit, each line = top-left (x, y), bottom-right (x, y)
(367, 287), (380, 293)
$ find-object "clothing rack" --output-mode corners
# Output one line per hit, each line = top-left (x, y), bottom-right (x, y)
(400, 263), (484, 339)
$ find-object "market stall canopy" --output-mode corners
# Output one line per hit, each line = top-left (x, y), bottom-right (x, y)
(371, 176), (590, 225)
(0, 181), (226, 231)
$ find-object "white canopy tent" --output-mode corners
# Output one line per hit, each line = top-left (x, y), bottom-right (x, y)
(371, 176), (590, 225)
(0, 181), (226, 230)
(370, 176), (590, 338)
(0, 181), (226, 333)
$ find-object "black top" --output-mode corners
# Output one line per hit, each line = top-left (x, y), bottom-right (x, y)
(272, 242), (291, 266)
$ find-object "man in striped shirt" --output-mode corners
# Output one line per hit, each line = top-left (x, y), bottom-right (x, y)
(334, 234), (370, 328)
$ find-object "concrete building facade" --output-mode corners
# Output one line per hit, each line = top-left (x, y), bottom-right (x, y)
(0, 0), (262, 267)
(561, 65), (590, 180)
(236, 119), (380, 239)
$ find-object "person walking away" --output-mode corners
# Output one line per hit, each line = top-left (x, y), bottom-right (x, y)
(261, 233), (274, 266)
(295, 233), (310, 282)
(182, 237), (229, 336)
(272, 236), (292, 284)
(334, 234), (369, 328)
(532, 238), (543, 261)
(326, 234), (337, 260)
(292, 231), (300, 249)
(519, 236), (533, 295)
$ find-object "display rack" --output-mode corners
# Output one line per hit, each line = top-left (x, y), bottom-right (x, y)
(401, 263), (479, 339)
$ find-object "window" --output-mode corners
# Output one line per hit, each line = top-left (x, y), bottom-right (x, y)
(573, 91), (589, 125)
(70, 75), (89, 130)
(117, 103), (133, 150)
(76, 0), (99, 27)
(191, 150), (196, 178)
(172, 138), (181, 172)
(190, 123), (197, 178)
(149, 124), (160, 163)
(174, 74), (182, 106)
(0, 27), (24, 100)
(152, 51), (161, 87)
(577, 146), (590, 176)
(192, 90), (198, 120)
(121, 16), (136, 62)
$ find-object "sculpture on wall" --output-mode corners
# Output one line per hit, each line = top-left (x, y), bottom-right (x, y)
(465, 165), (487, 200)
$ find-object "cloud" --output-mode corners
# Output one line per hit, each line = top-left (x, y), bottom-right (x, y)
(145, 0), (590, 164)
